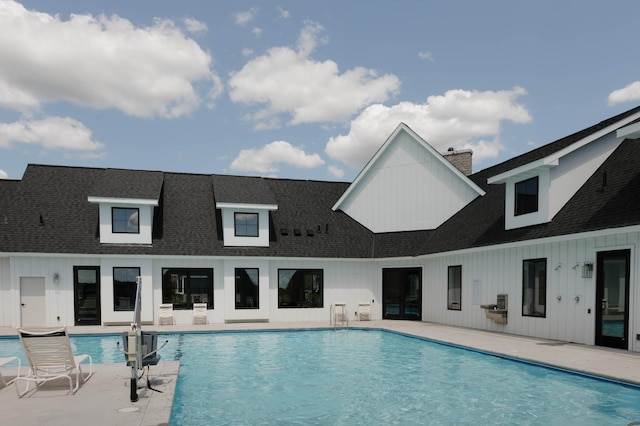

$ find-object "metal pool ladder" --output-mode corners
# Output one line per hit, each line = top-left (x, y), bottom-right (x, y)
(330, 303), (349, 329)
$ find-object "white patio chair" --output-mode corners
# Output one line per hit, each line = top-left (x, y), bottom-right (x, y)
(158, 303), (174, 325)
(15, 326), (92, 397)
(358, 303), (371, 321)
(331, 303), (349, 327)
(192, 303), (208, 325)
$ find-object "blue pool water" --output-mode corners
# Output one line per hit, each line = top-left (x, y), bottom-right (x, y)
(2, 330), (640, 425)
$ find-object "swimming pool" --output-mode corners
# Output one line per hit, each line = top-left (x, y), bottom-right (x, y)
(2, 329), (639, 424)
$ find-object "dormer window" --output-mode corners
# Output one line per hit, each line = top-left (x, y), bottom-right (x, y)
(234, 212), (258, 237)
(112, 207), (140, 234)
(514, 177), (538, 216)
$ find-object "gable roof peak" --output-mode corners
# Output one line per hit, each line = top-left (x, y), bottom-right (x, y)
(333, 122), (485, 212)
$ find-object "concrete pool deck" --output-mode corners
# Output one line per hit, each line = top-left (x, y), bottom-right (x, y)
(1, 320), (640, 425)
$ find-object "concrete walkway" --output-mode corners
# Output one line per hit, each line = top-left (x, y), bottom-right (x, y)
(1, 321), (640, 425)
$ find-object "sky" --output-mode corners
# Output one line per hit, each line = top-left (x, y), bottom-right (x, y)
(1, 1), (640, 182)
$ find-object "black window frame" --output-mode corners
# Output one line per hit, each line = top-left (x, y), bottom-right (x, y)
(447, 265), (462, 310)
(113, 267), (140, 311)
(112, 207), (140, 234)
(234, 212), (259, 237)
(235, 268), (259, 309)
(278, 269), (323, 308)
(161, 268), (214, 310)
(514, 176), (539, 216)
(522, 258), (547, 318)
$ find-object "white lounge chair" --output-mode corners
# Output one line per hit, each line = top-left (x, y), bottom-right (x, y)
(192, 303), (207, 324)
(358, 303), (371, 321)
(0, 356), (21, 387)
(15, 327), (93, 397)
(158, 303), (174, 325)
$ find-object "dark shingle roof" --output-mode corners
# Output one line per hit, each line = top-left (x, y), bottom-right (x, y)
(89, 168), (164, 200)
(2, 165), (377, 258)
(4, 107), (640, 259)
(212, 175), (276, 205)
(417, 137), (640, 255)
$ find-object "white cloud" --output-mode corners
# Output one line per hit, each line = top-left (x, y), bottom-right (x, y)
(0, 116), (105, 154)
(235, 8), (258, 26)
(0, 1), (221, 118)
(242, 48), (255, 57)
(325, 87), (532, 168)
(230, 140), (324, 174)
(418, 51), (434, 61)
(0, 169), (8, 179)
(229, 22), (400, 128)
(252, 27), (262, 37)
(327, 165), (344, 179)
(184, 17), (208, 34)
(608, 81), (640, 105)
(277, 7), (290, 19)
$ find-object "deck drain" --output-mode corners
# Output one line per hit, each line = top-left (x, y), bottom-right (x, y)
(118, 406), (140, 413)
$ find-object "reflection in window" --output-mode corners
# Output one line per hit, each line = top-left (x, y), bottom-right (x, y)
(448, 265), (462, 310)
(235, 268), (259, 309)
(278, 269), (323, 308)
(162, 268), (213, 310)
(113, 267), (140, 311)
(235, 212), (258, 237)
(522, 258), (546, 317)
(515, 176), (538, 216)
(112, 207), (139, 233)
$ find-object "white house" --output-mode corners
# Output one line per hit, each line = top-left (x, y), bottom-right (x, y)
(1, 106), (640, 352)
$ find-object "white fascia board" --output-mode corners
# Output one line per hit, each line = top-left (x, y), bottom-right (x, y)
(87, 196), (158, 206)
(332, 123), (485, 211)
(617, 121), (640, 139)
(487, 158), (558, 184)
(216, 202), (278, 211)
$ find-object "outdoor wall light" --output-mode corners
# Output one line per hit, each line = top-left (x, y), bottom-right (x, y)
(554, 263), (562, 271)
(572, 263), (580, 270)
(53, 273), (60, 285)
(582, 262), (594, 278)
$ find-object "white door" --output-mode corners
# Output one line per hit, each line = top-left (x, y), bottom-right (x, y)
(20, 277), (46, 326)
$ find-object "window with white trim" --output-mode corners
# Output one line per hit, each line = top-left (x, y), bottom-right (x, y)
(234, 212), (258, 237)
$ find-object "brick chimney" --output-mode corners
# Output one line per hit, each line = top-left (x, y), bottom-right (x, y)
(443, 148), (473, 176)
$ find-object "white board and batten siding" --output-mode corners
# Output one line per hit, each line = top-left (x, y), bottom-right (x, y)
(7, 255), (101, 327)
(418, 230), (640, 351)
(337, 130), (480, 233)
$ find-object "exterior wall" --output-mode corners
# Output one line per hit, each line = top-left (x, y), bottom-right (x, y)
(7, 256), (100, 327)
(339, 131), (480, 233)
(1, 228), (637, 352)
(419, 229), (639, 352)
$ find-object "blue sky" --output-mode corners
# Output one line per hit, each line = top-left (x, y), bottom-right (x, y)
(1, 1), (639, 181)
